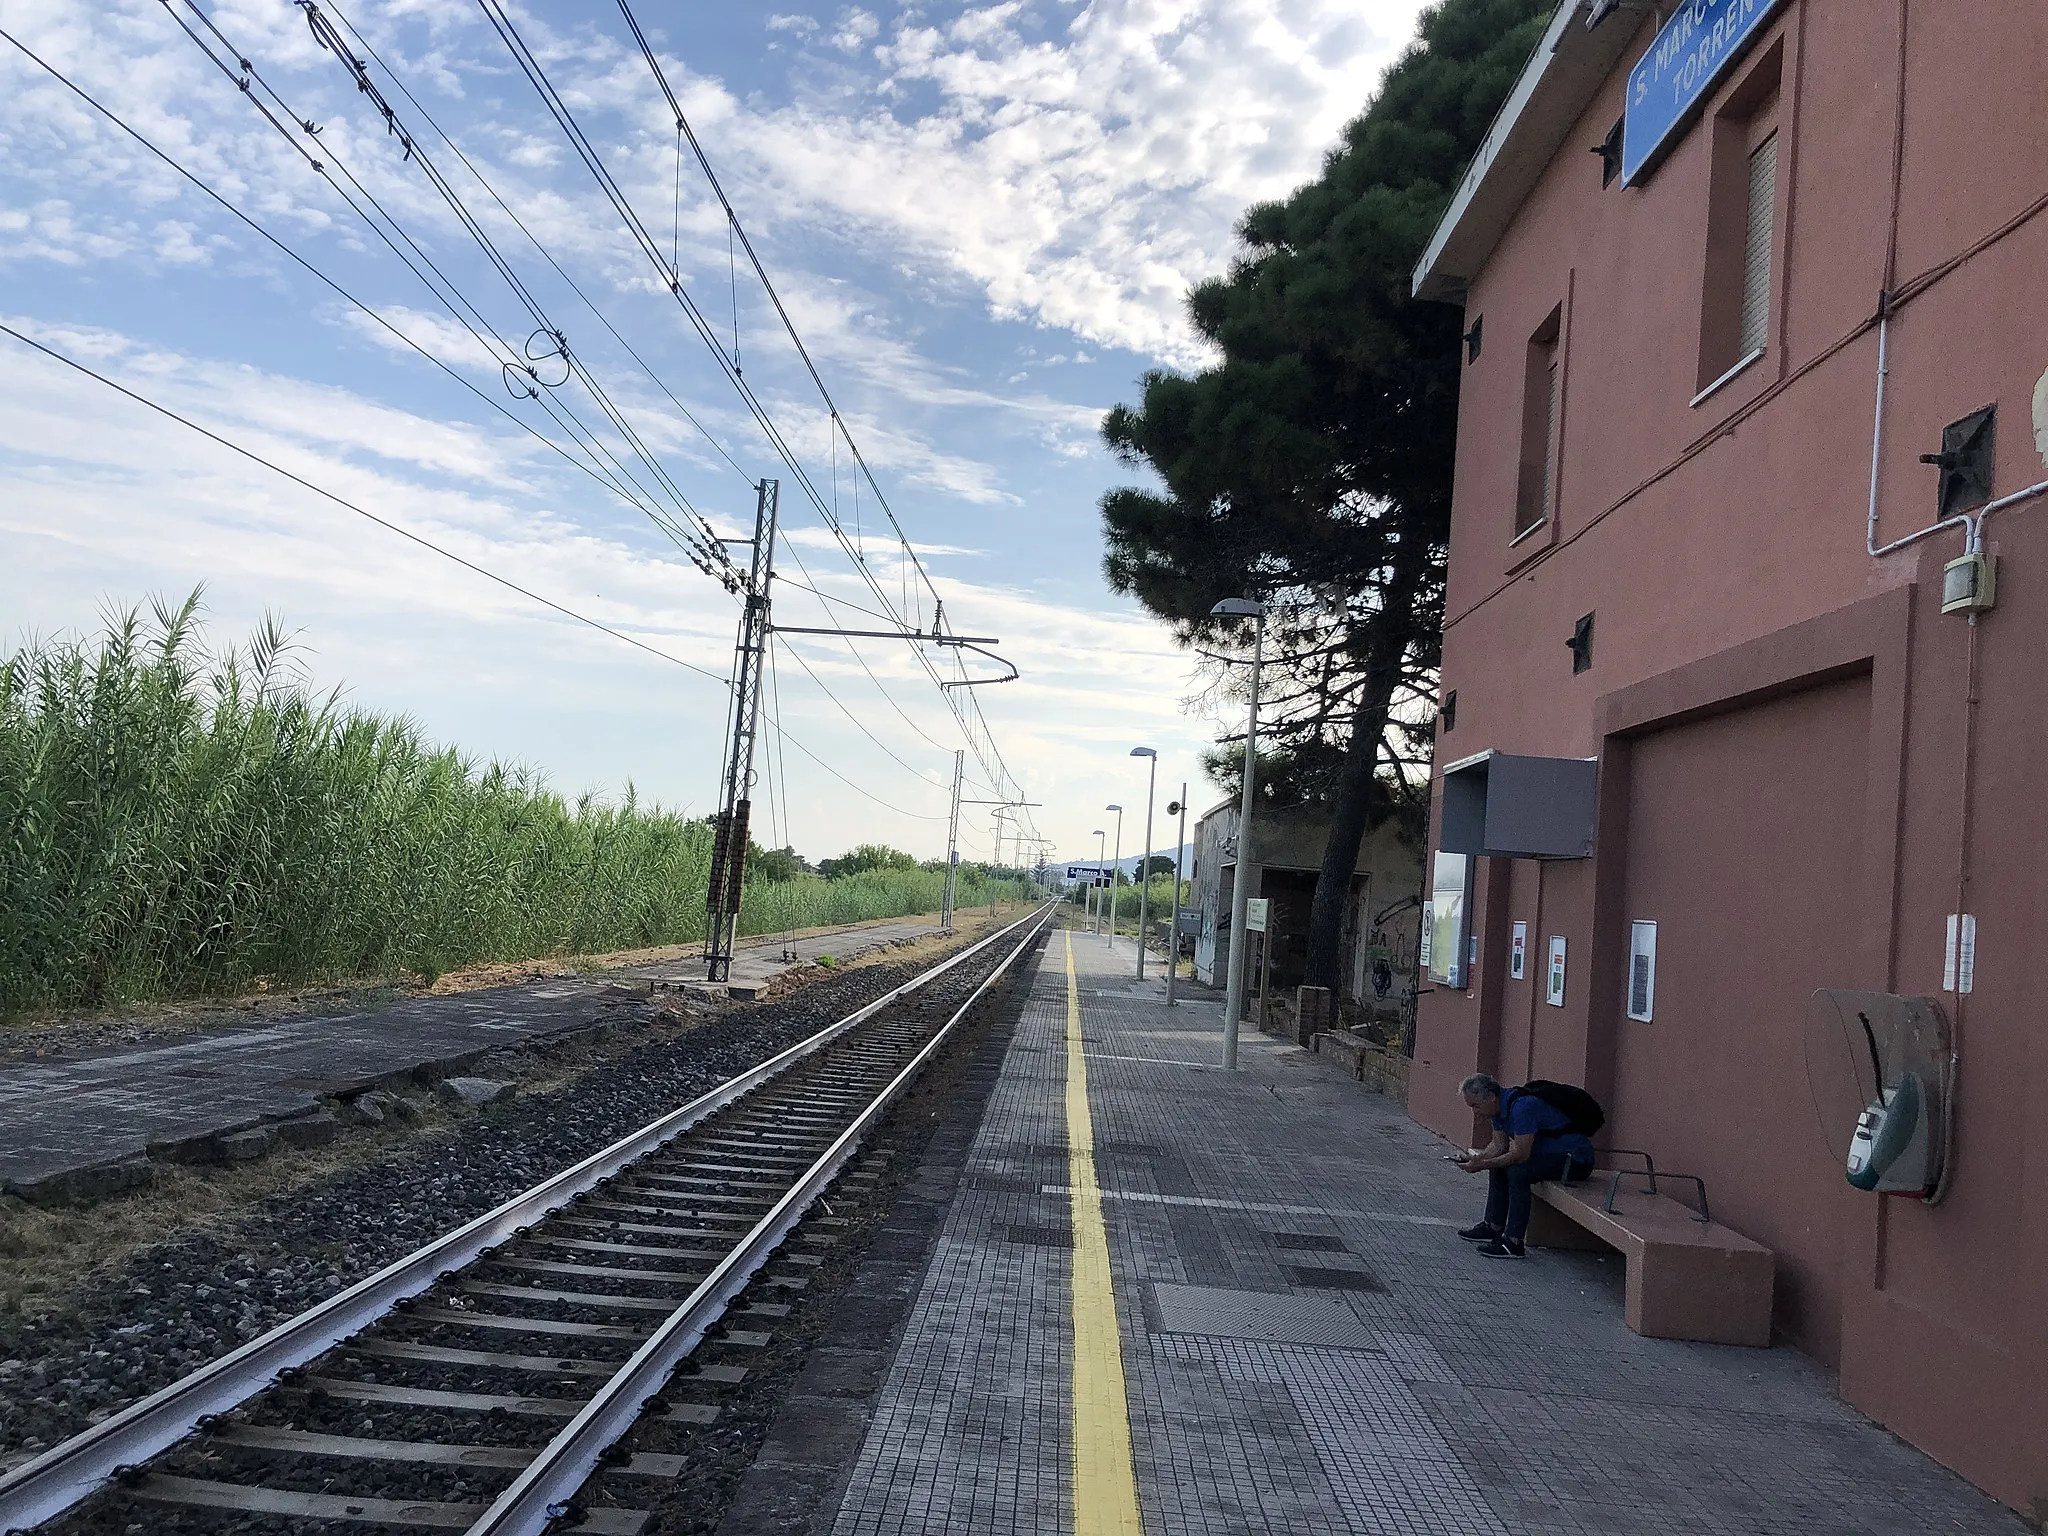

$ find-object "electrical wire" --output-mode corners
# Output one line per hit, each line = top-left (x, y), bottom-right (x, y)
(769, 719), (946, 822)
(0, 320), (730, 686)
(163, 0), (743, 589)
(0, 27), (709, 547)
(29, 7), (1040, 846)
(314, 0), (761, 496)
(775, 542), (960, 757)
(477, 0), (1037, 824)
(618, 0), (940, 616)
(772, 636), (949, 789)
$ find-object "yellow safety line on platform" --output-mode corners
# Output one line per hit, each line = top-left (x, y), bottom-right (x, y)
(1064, 932), (1145, 1536)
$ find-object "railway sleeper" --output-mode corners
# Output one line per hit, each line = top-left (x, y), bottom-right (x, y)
(4, 908), (1049, 1536)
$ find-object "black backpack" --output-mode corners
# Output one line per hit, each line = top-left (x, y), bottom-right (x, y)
(1519, 1080), (1606, 1138)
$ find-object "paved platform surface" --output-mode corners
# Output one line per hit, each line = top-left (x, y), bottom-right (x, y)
(0, 917), (944, 1192)
(826, 928), (2029, 1536)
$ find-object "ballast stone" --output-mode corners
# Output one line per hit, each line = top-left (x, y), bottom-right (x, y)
(437, 1076), (518, 1108)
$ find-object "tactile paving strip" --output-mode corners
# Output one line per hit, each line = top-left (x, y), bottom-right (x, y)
(1149, 1282), (1383, 1351)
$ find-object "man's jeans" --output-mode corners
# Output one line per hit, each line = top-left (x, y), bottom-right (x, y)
(1485, 1148), (1593, 1242)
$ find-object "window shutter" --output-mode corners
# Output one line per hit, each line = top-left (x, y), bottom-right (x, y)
(1538, 359), (1559, 523)
(1738, 133), (1777, 357)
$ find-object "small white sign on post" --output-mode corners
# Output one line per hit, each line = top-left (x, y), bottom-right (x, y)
(1546, 936), (1568, 1008)
(1244, 898), (1270, 933)
(1510, 921), (1528, 981)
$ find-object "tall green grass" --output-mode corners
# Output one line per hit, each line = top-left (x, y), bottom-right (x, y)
(0, 597), (1027, 1016)
(1069, 876), (1182, 931)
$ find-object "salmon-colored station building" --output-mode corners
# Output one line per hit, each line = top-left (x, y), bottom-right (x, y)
(1408, 0), (2048, 1514)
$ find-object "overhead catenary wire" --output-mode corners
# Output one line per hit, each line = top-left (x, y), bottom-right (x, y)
(772, 636), (950, 790)
(162, 0), (745, 589)
(0, 27), (715, 548)
(616, 0), (941, 618)
(616, 0), (1003, 706)
(252, 6), (994, 836)
(0, 320), (730, 686)
(476, 0), (1039, 837)
(766, 715), (947, 823)
(26, 6), (1040, 851)
(154, 6), (719, 578)
(774, 543), (962, 759)
(313, 1), (1047, 839)
(313, 0), (761, 497)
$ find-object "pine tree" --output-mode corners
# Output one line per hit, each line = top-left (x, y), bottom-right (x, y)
(1100, 0), (1555, 992)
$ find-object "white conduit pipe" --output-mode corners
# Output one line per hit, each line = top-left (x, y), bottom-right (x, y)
(1866, 309), (2048, 559)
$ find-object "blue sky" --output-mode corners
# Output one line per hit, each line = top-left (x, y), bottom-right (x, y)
(1, 0), (1428, 868)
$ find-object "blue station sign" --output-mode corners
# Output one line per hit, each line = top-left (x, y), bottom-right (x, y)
(1621, 0), (1788, 185)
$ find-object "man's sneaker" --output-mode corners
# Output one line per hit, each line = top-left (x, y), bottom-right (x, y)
(1456, 1222), (1500, 1242)
(1477, 1237), (1526, 1259)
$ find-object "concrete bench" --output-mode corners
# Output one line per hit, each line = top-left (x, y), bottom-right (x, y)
(1526, 1173), (1775, 1347)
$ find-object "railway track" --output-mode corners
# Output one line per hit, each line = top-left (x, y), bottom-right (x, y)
(0, 904), (1054, 1536)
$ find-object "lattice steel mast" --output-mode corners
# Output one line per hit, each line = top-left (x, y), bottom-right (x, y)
(705, 478), (779, 981)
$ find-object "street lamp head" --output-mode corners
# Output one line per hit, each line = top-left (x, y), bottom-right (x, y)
(1130, 746), (1156, 758)
(1210, 597), (1265, 618)
(1106, 803), (1122, 811)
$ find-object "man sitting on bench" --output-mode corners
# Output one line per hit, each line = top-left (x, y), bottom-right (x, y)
(1452, 1073), (1597, 1259)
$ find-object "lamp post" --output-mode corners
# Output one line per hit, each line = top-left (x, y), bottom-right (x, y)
(1130, 748), (1157, 980)
(1093, 829), (1107, 936)
(1105, 803), (1123, 943)
(1212, 596), (1266, 1070)
(1164, 783), (1188, 1007)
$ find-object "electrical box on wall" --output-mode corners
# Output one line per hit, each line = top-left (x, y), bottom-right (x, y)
(1940, 552), (1997, 615)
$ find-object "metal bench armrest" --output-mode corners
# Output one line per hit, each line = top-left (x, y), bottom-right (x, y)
(1591, 1147), (1658, 1198)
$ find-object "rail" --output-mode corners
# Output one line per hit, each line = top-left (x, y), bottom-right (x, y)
(0, 902), (1054, 1535)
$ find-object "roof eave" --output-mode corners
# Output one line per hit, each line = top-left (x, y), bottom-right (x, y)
(1411, 0), (1642, 303)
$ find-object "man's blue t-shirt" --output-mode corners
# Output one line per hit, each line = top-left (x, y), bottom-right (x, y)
(1496, 1088), (1594, 1160)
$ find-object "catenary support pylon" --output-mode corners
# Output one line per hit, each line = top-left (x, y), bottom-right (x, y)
(704, 479), (779, 982)
(941, 750), (964, 932)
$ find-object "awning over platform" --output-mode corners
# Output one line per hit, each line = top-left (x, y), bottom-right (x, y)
(1439, 749), (1597, 860)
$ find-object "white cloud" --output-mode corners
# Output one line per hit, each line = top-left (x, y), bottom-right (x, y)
(712, 0), (1428, 363)
(830, 9), (882, 53)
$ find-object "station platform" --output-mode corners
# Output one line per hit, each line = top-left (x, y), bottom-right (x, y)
(0, 917), (945, 1199)
(819, 927), (2026, 1535)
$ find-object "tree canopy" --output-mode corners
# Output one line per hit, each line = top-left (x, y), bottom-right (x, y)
(817, 844), (920, 880)
(1100, 0), (1552, 989)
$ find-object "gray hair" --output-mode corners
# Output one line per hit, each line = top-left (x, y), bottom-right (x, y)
(1458, 1073), (1501, 1102)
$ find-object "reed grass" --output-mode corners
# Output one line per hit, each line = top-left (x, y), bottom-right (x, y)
(0, 596), (1026, 1017)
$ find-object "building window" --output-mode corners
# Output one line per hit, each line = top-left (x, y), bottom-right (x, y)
(1695, 44), (1782, 396)
(1515, 306), (1563, 540)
